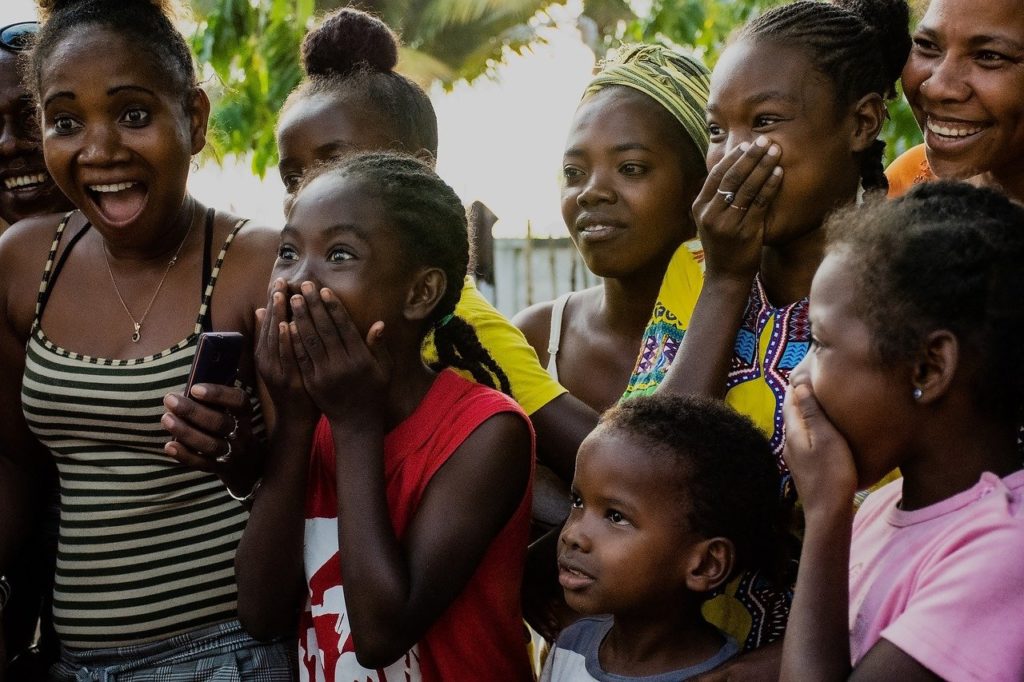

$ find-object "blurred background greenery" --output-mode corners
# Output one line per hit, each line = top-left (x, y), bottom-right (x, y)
(189, 0), (922, 175)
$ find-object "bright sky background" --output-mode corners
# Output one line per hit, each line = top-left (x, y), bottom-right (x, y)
(3, 0), (597, 237)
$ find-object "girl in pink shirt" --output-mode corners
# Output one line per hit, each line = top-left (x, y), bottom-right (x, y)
(780, 181), (1024, 682)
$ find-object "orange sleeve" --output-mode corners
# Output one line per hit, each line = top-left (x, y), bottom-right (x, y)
(885, 144), (935, 198)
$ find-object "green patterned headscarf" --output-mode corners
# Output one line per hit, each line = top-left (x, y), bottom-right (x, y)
(585, 44), (711, 157)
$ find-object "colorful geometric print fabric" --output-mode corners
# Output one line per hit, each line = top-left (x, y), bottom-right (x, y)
(725, 274), (810, 504)
(624, 241), (706, 398)
(623, 246), (799, 650)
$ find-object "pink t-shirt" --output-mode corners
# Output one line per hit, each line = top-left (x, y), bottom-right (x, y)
(299, 370), (535, 682)
(849, 468), (1024, 681)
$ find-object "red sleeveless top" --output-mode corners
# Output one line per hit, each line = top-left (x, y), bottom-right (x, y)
(298, 370), (535, 682)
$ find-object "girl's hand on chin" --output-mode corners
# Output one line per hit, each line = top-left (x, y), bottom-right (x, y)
(255, 278), (317, 421)
(782, 381), (857, 515)
(289, 281), (392, 423)
(694, 136), (783, 284)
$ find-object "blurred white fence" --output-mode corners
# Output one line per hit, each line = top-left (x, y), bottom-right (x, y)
(483, 237), (596, 318)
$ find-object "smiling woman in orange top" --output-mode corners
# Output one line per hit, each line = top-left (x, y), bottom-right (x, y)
(886, 0), (1024, 200)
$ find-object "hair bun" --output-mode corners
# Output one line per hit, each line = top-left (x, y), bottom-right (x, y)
(835, 0), (911, 90)
(37, 0), (185, 23)
(301, 8), (399, 78)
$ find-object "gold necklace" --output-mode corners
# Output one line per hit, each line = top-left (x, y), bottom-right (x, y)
(103, 201), (197, 343)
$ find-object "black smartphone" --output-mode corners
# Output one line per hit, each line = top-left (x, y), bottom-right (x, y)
(186, 332), (244, 394)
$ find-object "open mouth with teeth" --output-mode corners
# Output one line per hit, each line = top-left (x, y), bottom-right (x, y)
(576, 223), (624, 242)
(4, 172), (53, 191)
(86, 181), (148, 226)
(926, 118), (987, 140)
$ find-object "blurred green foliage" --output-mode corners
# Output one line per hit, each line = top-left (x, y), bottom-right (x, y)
(188, 0), (922, 174)
(190, 0), (556, 175)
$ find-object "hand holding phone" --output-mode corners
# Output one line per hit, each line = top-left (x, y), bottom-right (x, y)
(186, 332), (244, 394)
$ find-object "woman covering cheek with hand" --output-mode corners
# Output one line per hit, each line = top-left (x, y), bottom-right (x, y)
(617, 0), (911, 672)
(780, 181), (1024, 681)
(235, 153), (535, 681)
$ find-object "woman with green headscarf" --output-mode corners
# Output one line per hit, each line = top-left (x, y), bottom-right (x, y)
(514, 44), (710, 414)
(516, 46), (794, 668)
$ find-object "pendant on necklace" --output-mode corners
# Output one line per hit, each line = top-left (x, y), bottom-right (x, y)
(132, 323), (142, 343)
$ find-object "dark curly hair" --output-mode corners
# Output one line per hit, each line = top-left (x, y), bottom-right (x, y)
(601, 394), (787, 581)
(740, 0), (911, 193)
(300, 151), (510, 394)
(30, 0), (196, 109)
(282, 7), (438, 159)
(825, 180), (1024, 419)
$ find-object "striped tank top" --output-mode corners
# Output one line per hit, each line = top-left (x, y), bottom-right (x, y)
(21, 211), (263, 649)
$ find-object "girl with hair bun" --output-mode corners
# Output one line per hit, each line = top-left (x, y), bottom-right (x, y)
(274, 7), (597, 520)
(236, 151), (535, 682)
(277, 7), (439, 192)
(0, 0), (291, 677)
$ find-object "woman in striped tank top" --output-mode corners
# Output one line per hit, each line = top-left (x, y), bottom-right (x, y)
(0, 0), (292, 678)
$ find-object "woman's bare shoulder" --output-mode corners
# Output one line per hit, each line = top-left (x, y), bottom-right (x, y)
(0, 213), (71, 326)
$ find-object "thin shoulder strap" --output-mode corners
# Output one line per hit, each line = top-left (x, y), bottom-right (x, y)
(200, 207), (215, 295)
(195, 213), (249, 334)
(546, 292), (572, 382)
(35, 212), (91, 323)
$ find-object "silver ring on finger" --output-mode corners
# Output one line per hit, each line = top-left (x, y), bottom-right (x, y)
(226, 415), (240, 441)
(216, 439), (233, 464)
(728, 203), (749, 212)
(716, 189), (737, 205)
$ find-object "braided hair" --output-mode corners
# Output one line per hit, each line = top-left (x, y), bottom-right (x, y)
(825, 181), (1024, 420)
(301, 152), (511, 395)
(31, 0), (196, 109)
(740, 0), (911, 192)
(282, 8), (438, 159)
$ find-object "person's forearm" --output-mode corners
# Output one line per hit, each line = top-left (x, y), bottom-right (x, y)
(330, 418), (416, 667)
(530, 393), (598, 483)
(780, 506), (854, 682)
(657, 276), (753, 399)
(234, 412), (316, 640)
(532, 465), (571, 527)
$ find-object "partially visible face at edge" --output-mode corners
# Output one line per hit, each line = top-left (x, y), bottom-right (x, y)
(276, 90), (411, 214)
(902, 0), (1024, 186)
(0, 49), (71, 225)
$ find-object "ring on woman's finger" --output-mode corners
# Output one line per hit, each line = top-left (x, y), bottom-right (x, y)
(216, 440), (233, 464)
(716, 189), (737, 205)
(226, 415), (240, 441)
(729, 203), (749, 212)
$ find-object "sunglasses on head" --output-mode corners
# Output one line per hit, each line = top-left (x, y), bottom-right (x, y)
(1, 21), (39, 53)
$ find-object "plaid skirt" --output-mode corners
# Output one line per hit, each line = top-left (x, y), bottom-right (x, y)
(49, 620), (294, 681)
